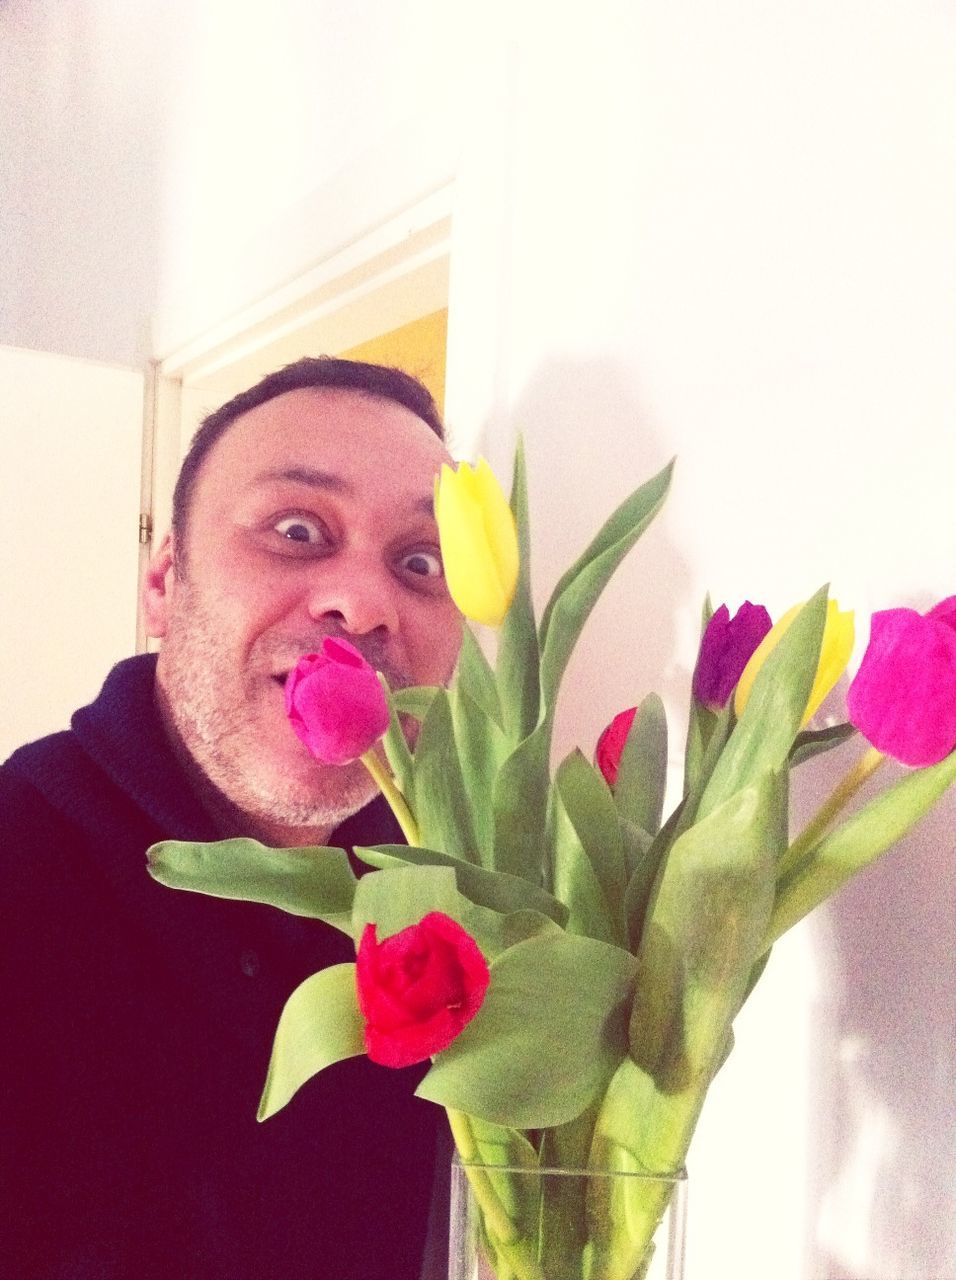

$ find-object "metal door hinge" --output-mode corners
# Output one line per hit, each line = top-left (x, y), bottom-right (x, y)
(139, 513), (153, 545)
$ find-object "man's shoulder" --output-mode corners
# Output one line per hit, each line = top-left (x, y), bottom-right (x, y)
(4, 724), (90, 778)
(1, 728), (88, 818)
(1, 725), (118, 830)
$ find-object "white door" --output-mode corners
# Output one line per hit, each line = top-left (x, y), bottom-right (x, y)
(0, 344), (144, 759)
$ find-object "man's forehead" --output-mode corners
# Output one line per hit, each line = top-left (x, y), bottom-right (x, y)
(194, 386), (450, 505)
(249, 464), (437, 517)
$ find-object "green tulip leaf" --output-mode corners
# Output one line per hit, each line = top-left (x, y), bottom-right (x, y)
(258, 963), (365, 1121)
(767, 748), (956, 946)
(380, 675), (415, 800)
(613, 693), (668, 837)
(552, 749), (627, 946)
(551, 791), (619, 945)
(697, 587), (828, 821)
(586, 1054), (691, 1264)
(591, 775), (783, 1174)
(621, 838), (668, 959)
(789, 722), (858, 767)
(498, 436), (542, 744)
(390, 685), (440, 721)
(683, 595), (717, 790)
(448, 1112), (542, 1271)
(147, 838), (357, 933)
(629, 770), (784, 1098)
(620, 817), (654, 882)
(460, 904), (566, 963)
(538, 460), (674, 714)
(353, 844), (568, 927)
(492, 722), (553, 883)
(682, 702), (734, 821)
(450, 684), (509, 865)
(454, 626), (503, 727)
(413, 689), (481, 863)
(417, 930), (636, 1129)
(537, 1104), (601, 1271)
(351, 865), (463, 942)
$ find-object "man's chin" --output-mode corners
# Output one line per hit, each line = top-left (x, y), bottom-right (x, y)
(243, 752), (380, 831)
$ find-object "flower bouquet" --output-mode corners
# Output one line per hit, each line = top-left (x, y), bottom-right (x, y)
(149, 448), (956, 1280)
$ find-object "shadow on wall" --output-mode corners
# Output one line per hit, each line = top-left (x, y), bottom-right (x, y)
(505, 357), (691, 764)
(790, 676), (956, 1279)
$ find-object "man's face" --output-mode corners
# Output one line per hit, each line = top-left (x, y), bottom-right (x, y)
(146, 387), (463, 840)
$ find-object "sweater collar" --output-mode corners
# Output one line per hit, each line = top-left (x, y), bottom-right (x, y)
(71, 652), (404, 851)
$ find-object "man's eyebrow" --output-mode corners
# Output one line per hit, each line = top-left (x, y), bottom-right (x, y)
(251, 465), (436, 516)
(252, 466), (352, 492)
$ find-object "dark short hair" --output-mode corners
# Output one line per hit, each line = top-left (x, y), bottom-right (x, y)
(171, 355), (445, 552)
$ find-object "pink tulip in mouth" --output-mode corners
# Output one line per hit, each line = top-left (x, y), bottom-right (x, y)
(284, 638), (390, 766)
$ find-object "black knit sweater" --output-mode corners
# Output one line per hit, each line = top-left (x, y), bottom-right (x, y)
(1, 655), (444, 1279)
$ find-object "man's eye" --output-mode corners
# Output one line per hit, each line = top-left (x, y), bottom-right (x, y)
(401, 550), (443, 578)
(273, 515), (326, 545)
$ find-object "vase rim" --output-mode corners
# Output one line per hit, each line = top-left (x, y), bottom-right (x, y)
(451, 1154), (687, 1183)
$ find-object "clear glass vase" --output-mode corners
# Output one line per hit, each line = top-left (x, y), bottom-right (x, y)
(448, 1156), (687, 1280)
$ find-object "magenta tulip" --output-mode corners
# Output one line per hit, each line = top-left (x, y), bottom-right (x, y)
(692, 602), (773, 711)
(284, 638), (390, 765)
(847, 597), (956, 766)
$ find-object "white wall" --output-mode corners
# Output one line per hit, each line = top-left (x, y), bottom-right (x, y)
(0, 0), (181, 366)
(3, 2), (955, 1276)
(0, 346), (143, 758)
(450, 8), (956, 1279)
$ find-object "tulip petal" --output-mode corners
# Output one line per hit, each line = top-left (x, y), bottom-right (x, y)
(474, 458), (520, 604)
(847, 608), (956, 766)
(804, 601), (855, 723)
(926, 595), (956, 633)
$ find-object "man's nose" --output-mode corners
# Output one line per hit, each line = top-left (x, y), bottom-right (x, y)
(303, 561), (400, 637)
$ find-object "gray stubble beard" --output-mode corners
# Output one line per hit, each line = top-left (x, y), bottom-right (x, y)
(156, 583), (378, 833)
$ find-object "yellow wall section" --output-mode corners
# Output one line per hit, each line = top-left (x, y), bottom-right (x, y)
(341, 308), (447, 414)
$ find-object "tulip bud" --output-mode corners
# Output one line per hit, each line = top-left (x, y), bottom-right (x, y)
(692, 602), (772, 711)
(595, 707), (638, 786)
(434, 458), (519, 628)
(285, 638), (389, 765)
(735, 599), (855, 725)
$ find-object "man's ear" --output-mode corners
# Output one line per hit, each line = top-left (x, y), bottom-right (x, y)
(142, 532), (177, 639)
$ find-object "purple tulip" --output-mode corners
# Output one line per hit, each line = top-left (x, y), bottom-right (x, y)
(692, 602), (773, 711)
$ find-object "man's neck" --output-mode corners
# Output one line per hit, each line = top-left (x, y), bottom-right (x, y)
(192, 783), (336, 849)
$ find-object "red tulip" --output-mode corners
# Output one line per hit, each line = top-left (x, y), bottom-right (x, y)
(595, 707), (638, 786)
(284, 638), (389, 765)
(356, 913), (490, 1068)
(847, 597), (956, 766)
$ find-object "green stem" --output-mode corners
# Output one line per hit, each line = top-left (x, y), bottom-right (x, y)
(778, 745), (886, 879)
(360, 749), (420, 845)
(446, 1109), (545, 1280)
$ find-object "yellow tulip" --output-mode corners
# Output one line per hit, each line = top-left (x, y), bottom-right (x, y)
(434, 458), (519, 627)
(734, 598), (855, 726)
